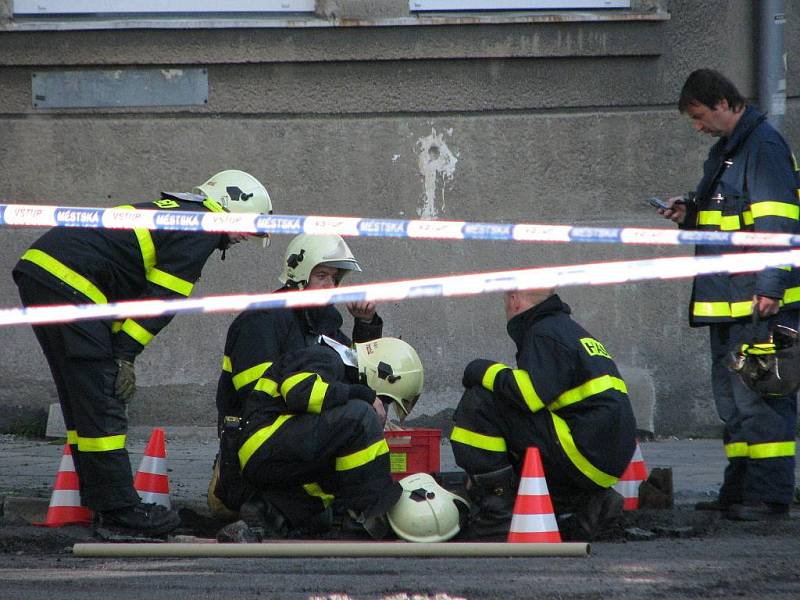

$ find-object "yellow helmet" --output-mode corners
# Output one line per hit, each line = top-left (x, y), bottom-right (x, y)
(387, 473), (469, 543)
(279, 234), (361, 289)
(193, 170), (272, 215)
(355, 337), (423, 420)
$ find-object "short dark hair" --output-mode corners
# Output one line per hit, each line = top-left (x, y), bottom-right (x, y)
(678, 69), (746, 113)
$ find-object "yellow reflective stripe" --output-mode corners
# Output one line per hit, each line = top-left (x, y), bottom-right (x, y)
(238, 414), (294, 468)
(111, 321), (123, 333)
(119, 319), (154, 346)
(302, 483), (335, 508)
(784, 286), (800, 304)
(693, 301), (753, 318)
(280, 372), (314, 396)
(481, 363), (507, 391)
(450, 425), (507, 452)
(232, 362), (272, 391)
(77, 434), (126, 452)
(743, 343), (776, 356)
(280, 372), (328, 413)
(222, 355), (232, 373)
(742, 210), (753, 226)
(307, 376), (329, 414)
(550, 375), (628, 411)
(720, 215), (742, 231)
(203, 199), (225, 212)
(697, 210), (721, 226)
(20, 249), (108, 304)
(253, 376), (280, 398)
(116, 206), (156, 272)
(749, 441), (796, 459)
(146, 268), (194, 296)
(551, 413), (618, 487)
(511, 370), (545, 413)
(335, 438), (389, 471)
(730, 301), (753, 318)
(725, 442), (749, 458)
(118, 205), (194, 296)
(67, 430), (78, 445)
(750, 201), (800, 220)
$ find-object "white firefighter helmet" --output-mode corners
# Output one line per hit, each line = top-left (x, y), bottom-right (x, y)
(279, 234), (361, 289)
(355, 337), (423, 420)
(387, 473), (469, 543)
(193, 170), (272, 215)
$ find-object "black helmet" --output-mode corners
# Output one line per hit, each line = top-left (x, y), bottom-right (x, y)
(728, 324), (800, 396)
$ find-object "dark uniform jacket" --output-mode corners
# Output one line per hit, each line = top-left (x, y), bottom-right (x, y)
(464, 295), (636, 485)
(216, 299), (382, 426)
(12, 195), (227, 361)
(681, 105), (800, 325)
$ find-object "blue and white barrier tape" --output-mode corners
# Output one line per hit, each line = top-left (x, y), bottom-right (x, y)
(3, 248), (800, 327)
(2, 202), (800, 248)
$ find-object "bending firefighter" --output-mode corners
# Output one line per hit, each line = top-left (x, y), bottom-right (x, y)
(215, 336), (451, 541)
(12, 170), (272, 536)
(451, 288), (637, 541)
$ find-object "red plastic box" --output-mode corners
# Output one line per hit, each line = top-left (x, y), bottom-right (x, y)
(385, 428), (441, 481)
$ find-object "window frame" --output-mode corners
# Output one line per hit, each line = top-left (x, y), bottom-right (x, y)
(12, 0), (316, 15)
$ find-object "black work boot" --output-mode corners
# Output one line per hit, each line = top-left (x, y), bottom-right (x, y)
(725, 501), (790, 521)
(566, 488), (624, 541)
(239, 496), (290, 540)
(465, 466), (517, 538)
(97, 502), (181, 536)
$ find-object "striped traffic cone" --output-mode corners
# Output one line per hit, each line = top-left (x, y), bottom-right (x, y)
(35, 443), (93, 527)
(507, 447), (561, 543)
(134, 428), (171, 508)
(613, 442), (648, 511)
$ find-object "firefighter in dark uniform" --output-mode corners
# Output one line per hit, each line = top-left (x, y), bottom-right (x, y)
(451, 288), (636, 541)
(209, 233), (384, 518)
(217, 336), (424, 541)
(658, 70), (799, 520)
(12, 170), (272, 535)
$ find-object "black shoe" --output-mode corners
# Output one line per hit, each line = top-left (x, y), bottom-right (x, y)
(694, 499), (728, 511)
(725, 502), (790, 522)
(98, 502), (181, 536)
(239, 497), (289, 539)
(216, 519), (261, 543)
(568, 489), (624, 541)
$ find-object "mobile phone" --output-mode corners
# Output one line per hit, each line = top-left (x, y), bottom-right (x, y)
(647, 196), (672, 211)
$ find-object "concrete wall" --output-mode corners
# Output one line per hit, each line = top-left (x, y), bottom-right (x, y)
(0, 0), (797, 435)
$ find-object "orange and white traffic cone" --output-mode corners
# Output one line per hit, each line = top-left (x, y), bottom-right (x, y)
(613, 442), (649, 511)
(133, 428), (171, 509)
(35, 443), (93, 527)
(507, 447), (561, 543)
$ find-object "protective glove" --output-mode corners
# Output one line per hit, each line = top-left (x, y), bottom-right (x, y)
(462, 358), (496, 389)
(114, 359), (136, 402)
(348, 383), (377, 403)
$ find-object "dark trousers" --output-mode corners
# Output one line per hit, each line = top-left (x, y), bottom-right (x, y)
(242, 401), (400, 528)
(16, 275), (139, 512)
(452, 386), (603, 514)
(709, 316), (798, 505)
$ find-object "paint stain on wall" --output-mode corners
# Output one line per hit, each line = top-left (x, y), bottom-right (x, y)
(416, 128), (457, 219)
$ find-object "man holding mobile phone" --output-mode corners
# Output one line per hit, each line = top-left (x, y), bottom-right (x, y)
(656, 69), (799, 521)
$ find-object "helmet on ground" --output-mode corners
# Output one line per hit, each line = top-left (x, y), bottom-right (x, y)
(279, 234), (361, 289)
(728, 324), (800, 396)
(355, 337), (423, 420)
(193, 170), (272, 215)
(387, 473), (469, 543)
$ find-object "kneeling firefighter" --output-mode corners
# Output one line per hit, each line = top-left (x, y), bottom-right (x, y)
(216, 335), (429, 541)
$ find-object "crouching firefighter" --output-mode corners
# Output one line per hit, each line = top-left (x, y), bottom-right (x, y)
(451, 288), (637, 541)
(215, 336), (425, 541)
